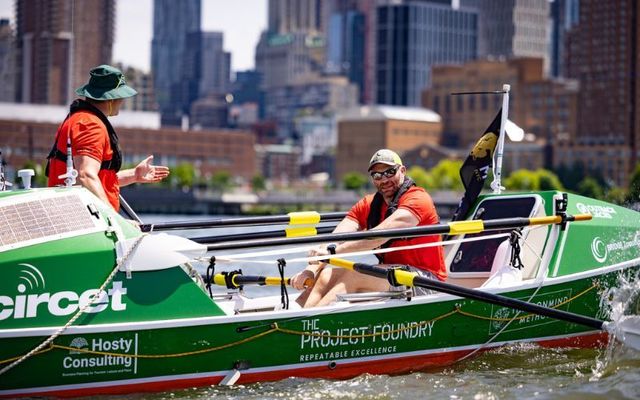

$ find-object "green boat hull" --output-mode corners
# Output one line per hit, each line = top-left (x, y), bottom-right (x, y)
(0, 188), (638, 397)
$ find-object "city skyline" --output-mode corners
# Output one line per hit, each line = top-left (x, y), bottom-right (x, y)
(0, 0), (266, 73)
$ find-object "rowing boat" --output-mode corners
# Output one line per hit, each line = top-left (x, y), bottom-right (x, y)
(0, 185), (638, 398)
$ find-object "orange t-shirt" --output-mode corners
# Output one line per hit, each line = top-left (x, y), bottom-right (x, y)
(47, 111), (120, 211)
(346, 186), (447, 281)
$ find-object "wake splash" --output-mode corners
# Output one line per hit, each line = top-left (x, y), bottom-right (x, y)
(591, 268), (640, 381)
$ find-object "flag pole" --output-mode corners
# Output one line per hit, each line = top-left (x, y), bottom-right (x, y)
(490, 84), (510, 194)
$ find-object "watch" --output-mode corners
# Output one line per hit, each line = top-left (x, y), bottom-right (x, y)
(326, 244), (337, 255)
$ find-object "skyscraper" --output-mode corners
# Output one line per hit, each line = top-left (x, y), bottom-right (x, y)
(15, 0), (115, 105)
(151, 0), (201, 126)
(376, 1), (478, 106)
(561, 0), (639, 186)
(199, 32), (231, 97)
(550, 0), (579, 77)
(268, 0), (324, 35)
(469, 0), (551, 74)
(0, 19), (15, 102)
(327, 8), (366, 103)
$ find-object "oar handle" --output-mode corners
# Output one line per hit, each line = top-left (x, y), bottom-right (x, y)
(191, 225), (336, 244)
(212, 273), (313, 289)
(529, 213), (592, 226)
(141, 211), (346, 232)
(206, 213), (593, 251)
(571, 214), (593, 222)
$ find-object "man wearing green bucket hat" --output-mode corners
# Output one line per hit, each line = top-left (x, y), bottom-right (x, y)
(47, 64), (169, 211)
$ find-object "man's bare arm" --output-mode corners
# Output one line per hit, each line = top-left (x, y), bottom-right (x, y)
(73, 155), (112, 208)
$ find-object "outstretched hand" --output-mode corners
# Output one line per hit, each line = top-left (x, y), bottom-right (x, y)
(135, 155), (170, 183)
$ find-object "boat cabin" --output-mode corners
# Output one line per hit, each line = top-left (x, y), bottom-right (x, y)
(444, 193), (549, 288)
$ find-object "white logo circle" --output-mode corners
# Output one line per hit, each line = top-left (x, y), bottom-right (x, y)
(591, 237), (607, 263)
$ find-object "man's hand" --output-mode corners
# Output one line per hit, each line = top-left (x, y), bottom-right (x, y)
(290, 269), (315, 290)
(308, 244), (331, 264)
(134, 155), (170, 183)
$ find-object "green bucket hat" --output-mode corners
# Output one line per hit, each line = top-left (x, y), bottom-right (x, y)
(75, 64), (137, 100)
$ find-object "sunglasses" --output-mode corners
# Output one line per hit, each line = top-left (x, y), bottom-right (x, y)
(370, 166), (398, 180)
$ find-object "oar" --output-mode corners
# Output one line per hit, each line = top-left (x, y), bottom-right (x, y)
(204, 214), (593, 251)
(140, 211), (346, 232)
(325, 257), (640, 350)
(119, 194), (143, 224)
(212, 271), (313, 289)
(191, 224), (337, 244)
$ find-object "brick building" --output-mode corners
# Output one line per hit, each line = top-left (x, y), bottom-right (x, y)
(561, 0), (639, 186)
(0, 103), (255, 183)
(336, 105), (442, 181)
(422, 57), (578, 170)
(15, 0), (115, 105)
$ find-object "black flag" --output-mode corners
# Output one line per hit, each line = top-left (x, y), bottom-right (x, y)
(450, 109), (502, 222)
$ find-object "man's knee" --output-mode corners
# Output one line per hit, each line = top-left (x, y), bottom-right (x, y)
(315, 267), (344, 287)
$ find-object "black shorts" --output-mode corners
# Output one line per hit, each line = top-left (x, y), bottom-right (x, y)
(382, 264), (437, 296)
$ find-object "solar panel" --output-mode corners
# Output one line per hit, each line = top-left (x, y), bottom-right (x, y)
(0, 194), (97, 248)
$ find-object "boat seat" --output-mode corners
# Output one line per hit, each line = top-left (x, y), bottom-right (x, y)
(481, 239), (523, 288)
(336, 289), (413, 303)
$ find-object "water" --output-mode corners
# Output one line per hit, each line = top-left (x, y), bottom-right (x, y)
(128, 345), (640, 399)
(135, 214), (640, 400)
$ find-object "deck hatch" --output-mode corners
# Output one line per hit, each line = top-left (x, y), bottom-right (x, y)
(448, 195), (541, 276)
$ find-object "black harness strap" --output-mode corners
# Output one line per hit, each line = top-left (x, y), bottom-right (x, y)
(277, 258), (289, 310)
(46, 99), (122, 176)
(366, 178), (416, 263)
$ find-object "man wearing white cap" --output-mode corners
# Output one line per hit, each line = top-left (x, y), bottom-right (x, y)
(291, 149), (446, 307)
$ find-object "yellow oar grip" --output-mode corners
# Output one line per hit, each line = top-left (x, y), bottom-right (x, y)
(213, 274), (226, 286)
(288, 211), (321, 225)
(328, 258), (355, 270)
(285, 226), (317, 238)
(448, 220), (484, 235)
(265, 277), (283, 285)
(572, 213), (593, 222)
(529, 215), (561, 225)
(529, 213), (593, 226)
(393, 269), (417, 287)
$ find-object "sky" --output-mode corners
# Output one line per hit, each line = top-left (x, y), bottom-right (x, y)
(0, 0), (267, 73)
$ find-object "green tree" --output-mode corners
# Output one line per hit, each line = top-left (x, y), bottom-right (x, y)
(576, 177), (604, 200)
(504, 169), (564, 191)
(210, 170), (232, 192)
(536, 169), (565, 191)
(173, 162), (195, 189)
(556, 160), (586, 191)
(505, 169), (538, 190)
(605, 187), (627, 205)
(427, 159), (464, 190)
(628, 163), (640, 202)
(251, 174), (266, 192)
(406, 166), (433, 189)
(343, 172), (368, 190)
(17, 160), (47, 187)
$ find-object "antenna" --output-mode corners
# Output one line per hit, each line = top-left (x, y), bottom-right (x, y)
(57, 136), (78, 187)
(0, 150), (13, 191)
